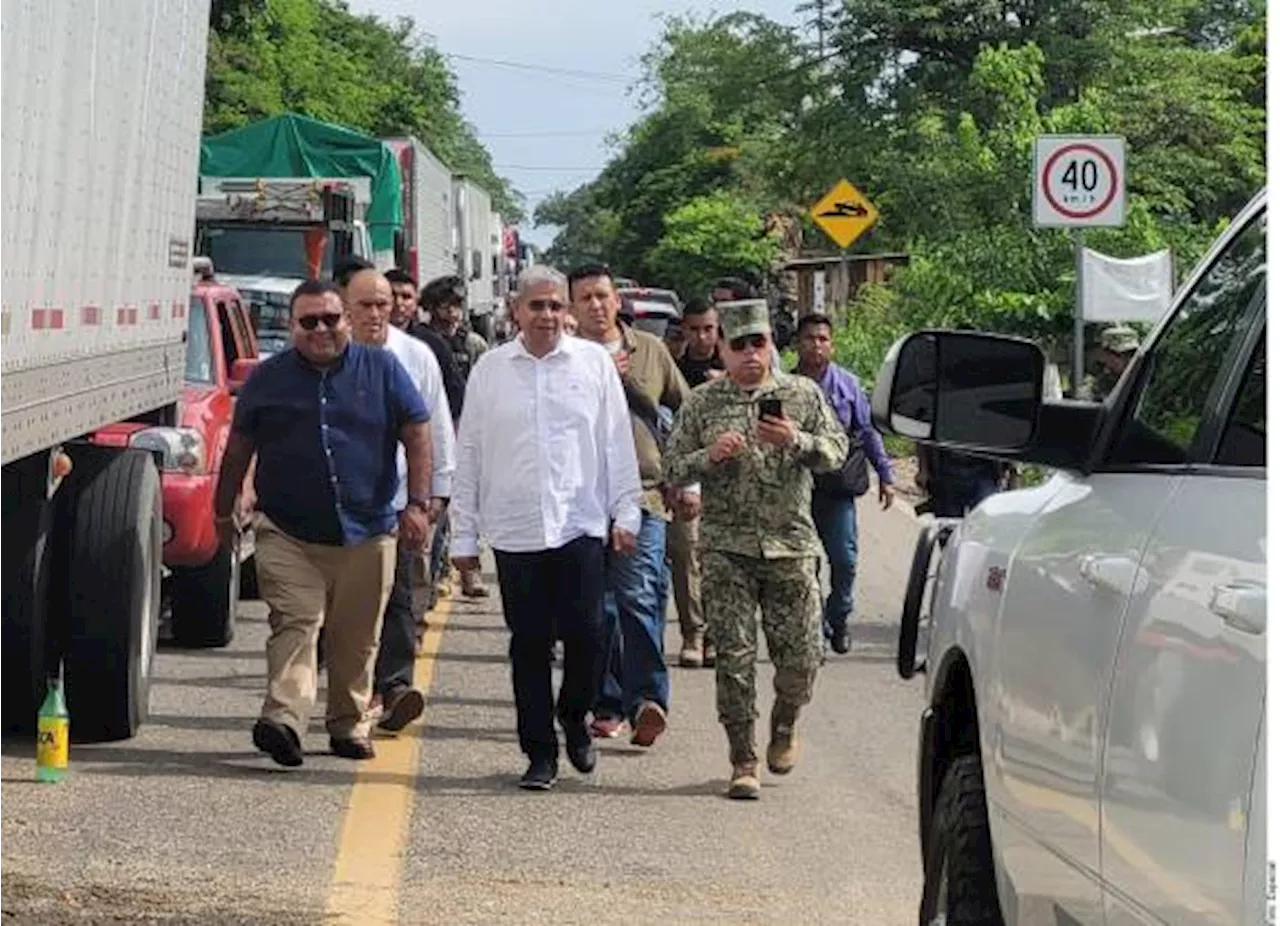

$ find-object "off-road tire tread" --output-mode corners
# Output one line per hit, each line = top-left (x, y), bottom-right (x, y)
(920, 755), (1003, 925)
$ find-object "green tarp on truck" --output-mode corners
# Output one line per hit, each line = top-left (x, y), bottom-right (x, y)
(200, 113), (403, 251)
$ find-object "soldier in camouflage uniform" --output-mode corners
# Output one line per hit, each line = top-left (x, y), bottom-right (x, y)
(664, 299), (848, 800)
(1080, 324), (1140, 401)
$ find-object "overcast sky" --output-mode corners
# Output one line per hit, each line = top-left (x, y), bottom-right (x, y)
(352, 0), (804, 247)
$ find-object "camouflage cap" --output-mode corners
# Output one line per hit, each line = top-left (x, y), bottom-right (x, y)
(1100, 325), (1140, 354)
(718, 299), (772, 342)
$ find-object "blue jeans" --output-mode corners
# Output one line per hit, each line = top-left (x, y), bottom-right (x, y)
(597, 511), (669, 720)
(811, 493), (858, 637)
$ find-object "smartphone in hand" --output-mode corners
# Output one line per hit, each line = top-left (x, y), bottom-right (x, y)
(758, 398), (783, 419)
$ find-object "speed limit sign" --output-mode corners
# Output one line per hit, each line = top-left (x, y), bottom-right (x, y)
(1032, 135), (1126, 227)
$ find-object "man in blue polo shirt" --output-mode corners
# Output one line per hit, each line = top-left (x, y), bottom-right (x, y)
(793, 313), (895, 655)
(213, 279), (433, 767)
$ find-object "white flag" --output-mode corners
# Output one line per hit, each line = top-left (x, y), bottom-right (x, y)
(1081, 248), (1174, 323)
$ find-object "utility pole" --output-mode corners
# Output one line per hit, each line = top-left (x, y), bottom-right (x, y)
(815, 0), (826, 60)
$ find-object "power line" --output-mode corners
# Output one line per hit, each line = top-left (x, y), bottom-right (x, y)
(480, 128), (616, 139)
(444, 53), (635, 84)
(494, 164), (606, 172)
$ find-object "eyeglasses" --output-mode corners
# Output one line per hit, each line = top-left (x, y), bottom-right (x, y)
(527, 298), (566, 313)
(297, 313), (343, 331)
(728, 334), (767, 352)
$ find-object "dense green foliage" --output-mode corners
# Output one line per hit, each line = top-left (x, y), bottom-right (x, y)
(537, 0), (1265, 369)
(205, 0), (520, 219)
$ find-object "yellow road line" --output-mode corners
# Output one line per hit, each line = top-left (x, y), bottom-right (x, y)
(326, 597), (453, 925)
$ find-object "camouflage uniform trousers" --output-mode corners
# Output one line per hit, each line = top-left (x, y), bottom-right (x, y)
(702, 549), (823, 764)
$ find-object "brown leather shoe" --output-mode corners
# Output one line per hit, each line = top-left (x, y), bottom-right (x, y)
(329, 737), (376, 760)
(377, 687), (425, 733)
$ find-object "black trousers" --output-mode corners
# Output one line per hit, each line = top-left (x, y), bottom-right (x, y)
(494, 535), (607, 760)
(374, 544), (417, 698)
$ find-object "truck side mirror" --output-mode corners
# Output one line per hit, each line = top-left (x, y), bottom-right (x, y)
(228, 358), (260, 395)
(871, 330), (1044, 452)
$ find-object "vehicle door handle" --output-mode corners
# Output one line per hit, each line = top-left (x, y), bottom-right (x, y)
(1079, 555), (1145, 596)
(1210, 582), (1266, 635)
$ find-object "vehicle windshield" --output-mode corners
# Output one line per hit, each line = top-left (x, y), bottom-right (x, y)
(199, 224), (335, 278)
(185, 297), (215, 384)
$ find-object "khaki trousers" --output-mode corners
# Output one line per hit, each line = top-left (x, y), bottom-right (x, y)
(254, 515), (396, 740)
(666, 516), (705, 640)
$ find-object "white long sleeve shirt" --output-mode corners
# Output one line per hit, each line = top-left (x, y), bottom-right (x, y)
(450, 333), (643, 556)
(386, 324), (456, 505)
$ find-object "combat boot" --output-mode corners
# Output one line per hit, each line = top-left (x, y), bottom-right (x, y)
(679, 633), (704, 669)
(725, 722), (759, 800)
(767, 701), (801, 776)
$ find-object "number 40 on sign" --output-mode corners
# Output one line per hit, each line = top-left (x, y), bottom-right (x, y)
(1032, 135), (1126, 228)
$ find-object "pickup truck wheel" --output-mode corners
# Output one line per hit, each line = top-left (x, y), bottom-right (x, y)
(169, 543), (238, 649)
(919, 755), (1003, 926)
(62, 450), (162, 743)
(1, 458), (55, 734)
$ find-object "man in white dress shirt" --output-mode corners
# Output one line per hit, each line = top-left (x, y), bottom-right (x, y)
(342, 264), (456, 732)
(451, 265), (643, 790)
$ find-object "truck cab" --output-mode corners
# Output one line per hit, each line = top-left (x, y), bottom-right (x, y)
(92, 263), (260, 650)
(873, 190), (1266, 925)
(194, 177), (373, 355)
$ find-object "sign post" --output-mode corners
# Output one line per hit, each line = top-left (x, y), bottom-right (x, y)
(1032, 135), (1127, 396)
(810, 179), (880, 317)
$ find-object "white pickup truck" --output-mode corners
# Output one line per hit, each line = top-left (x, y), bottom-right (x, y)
(873, 190), (1266, 925)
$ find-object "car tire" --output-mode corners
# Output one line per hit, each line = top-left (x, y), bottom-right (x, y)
(62, 449), (162, 743)
(919, 755), (1003, 926)
(1, 455), (56, 734)
(169, 542), (238, 649)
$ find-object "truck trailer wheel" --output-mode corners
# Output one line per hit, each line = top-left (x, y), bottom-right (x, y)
(62, 449), (162, 743)
(169, 542), (238, 648)
(918, 755), (1003, 926)
(1, 454), (56, 734)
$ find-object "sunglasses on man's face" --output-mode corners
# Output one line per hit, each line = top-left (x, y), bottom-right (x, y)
(297, 313), (343, 331)
(527, 298), (566, 313)
(728, 334), (767, 352)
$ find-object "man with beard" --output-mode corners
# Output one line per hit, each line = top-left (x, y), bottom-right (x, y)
(213, 279), (432, 766)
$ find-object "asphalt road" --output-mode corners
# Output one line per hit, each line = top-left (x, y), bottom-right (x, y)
(1, 495), (925, 925)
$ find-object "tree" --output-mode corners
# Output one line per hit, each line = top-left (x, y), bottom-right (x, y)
(204, 0), (521, 220)
(648, 191), (782, 299)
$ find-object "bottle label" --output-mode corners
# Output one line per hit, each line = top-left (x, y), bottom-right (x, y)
(37, 716), (69, 770)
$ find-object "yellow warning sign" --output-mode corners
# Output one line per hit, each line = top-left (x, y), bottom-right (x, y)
(809, 179), (880, 249)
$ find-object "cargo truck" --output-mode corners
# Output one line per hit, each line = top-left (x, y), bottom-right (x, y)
(384, 137), (457, 287)
(453, 177), (497, 342)
(199, 114), (405, 350)
(194, 176), (370, 356)
(2, 0), (212, 741)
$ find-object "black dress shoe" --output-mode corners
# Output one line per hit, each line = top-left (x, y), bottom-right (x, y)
(519, 756), (558, 790)
(377, 686), (425, 733)
(566, 739), (598, 774)
(330, 736), (376, 760)
(253, 718), (304, 767)
(831, 625), (852, 655)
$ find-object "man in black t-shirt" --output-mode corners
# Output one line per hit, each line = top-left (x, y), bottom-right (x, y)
(677, 297), (725, 388)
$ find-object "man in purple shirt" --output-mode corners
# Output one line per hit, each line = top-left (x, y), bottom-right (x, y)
(793, 314), (895, 654)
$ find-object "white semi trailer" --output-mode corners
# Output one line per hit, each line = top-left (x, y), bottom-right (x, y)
(453, 177), (497, 341)
(384, 137), (457, 287)
(1, 0), (211, 740)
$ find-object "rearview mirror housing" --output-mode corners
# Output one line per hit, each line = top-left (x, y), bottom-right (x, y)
(871, 330), (1107, 472)
(228, 357), (259, 395)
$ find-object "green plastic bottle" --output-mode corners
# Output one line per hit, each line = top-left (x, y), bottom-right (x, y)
(36, 676), (69, 783)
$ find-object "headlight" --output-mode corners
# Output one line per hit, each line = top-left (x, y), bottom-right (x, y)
(129, 427), (208, 475)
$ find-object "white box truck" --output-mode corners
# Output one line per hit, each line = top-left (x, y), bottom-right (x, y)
(453, 177), (496, 341)
(1, 0), (211, 741)
(384, 137), (457, 287)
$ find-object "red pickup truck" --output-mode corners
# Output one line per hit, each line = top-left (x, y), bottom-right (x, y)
(93, 268), (259, 648)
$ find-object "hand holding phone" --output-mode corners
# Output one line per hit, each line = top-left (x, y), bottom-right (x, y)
(758, 398), (783, 420)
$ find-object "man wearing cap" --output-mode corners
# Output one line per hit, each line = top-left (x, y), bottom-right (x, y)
(665, 299), (847, 801)
(1083, 325), (1141, 400)
(422, 274), (491, 600)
